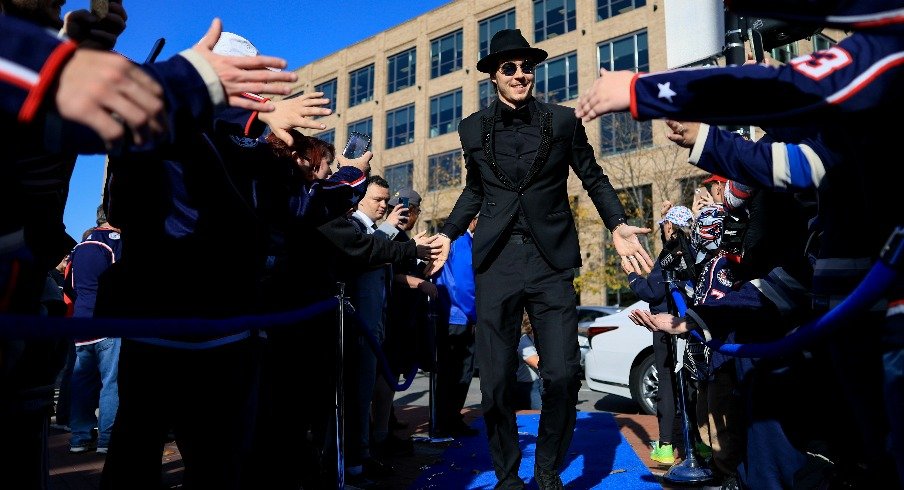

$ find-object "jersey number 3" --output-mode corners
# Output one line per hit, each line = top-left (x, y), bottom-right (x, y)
(791, 47), (852, 80)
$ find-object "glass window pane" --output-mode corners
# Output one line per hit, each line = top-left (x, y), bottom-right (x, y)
(534, 0), (575, 42)
(387, 47), (416, 94)
(428, 150), (462, 191)
(385, 161), (413, 193)
(479, 9), (516, 59)
(348, 64), (374, 107)
(479, 79), (497, 109)
(347, 118), (373, 139)
(431, 30), (463, 78)
(429, 89), (462, 137)
(315, 129), (335, 146)
(385, 104), (415, 149)
(314, 78), (337, 114)
(535, 52), (577, 103)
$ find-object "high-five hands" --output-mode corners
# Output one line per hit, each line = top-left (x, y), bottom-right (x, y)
(612, 224), (654, 274)
(413, 231), (444, 262)
(423, 233), (451, 276)
(628, 309), (690, 335)
(259, 92), (332, 146)
(193, 18), (297, 112)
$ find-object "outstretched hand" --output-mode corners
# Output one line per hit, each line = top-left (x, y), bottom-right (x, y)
(413, 231), (444, 262)
(422, 233), (451, 276)
(665, 120), (700, 148)
(56, 49), (165, 148)
(612, 224), (654, 273)
(574, 68), (634, 122)
(629, 309), (689, 334)
(259, 92), (331, 146)
(193, 18), (297, 112)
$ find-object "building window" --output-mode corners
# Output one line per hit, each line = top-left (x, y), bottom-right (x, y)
(479, 79), (497, 109)
(479, 9), (516, 60)
(430, 29), (463, 78)
(385, 161), (413, 194)
(534, 0), (576, 42)
(428, 149), (462, 191)
(429, 89), (462, 138)
(771, 41), (799, 64)
(597, 0), (645, 21)
(314, 78), (337, 113)
(347, 118), (373, 139)
(387, 47), (416, 94)
(385, 104), (415, 149)
(315, 129), (335, 146)
(535, 52), (578, 103)
(598, 31), (651, 154)
(348, 64), (374, 107)
(812, 33), (836, 51)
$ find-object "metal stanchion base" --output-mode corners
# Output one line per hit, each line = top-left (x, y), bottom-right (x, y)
(663, 457), (714, 484)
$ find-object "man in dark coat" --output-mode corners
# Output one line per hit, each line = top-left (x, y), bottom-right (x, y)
(426, 29), (652, 490)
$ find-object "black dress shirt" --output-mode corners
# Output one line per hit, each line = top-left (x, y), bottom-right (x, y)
(493, 99), (541, 235)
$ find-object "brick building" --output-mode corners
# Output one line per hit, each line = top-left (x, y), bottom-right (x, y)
(289, 0), (839, 304)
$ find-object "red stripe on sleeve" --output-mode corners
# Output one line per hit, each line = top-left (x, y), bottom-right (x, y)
(18, 40), (78, 123)
(629, 73), (640, 120)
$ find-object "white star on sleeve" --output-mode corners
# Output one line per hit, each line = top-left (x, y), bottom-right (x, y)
(657, 82), (677, 103)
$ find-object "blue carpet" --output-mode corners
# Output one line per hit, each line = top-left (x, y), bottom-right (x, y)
(410, 412), (661, 489)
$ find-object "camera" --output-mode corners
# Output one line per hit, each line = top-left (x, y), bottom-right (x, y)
(342, 131), (371, 159)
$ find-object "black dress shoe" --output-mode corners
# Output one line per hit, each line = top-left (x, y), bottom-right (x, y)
(534, 464), (564, 490)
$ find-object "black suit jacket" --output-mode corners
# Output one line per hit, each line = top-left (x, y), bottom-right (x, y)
(441, 99), (626, 271)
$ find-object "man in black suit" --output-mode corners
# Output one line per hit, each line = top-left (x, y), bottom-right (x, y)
(426, 29), (653, 489)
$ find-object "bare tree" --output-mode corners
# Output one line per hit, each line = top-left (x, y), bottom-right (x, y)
(573, 115), (702, 304)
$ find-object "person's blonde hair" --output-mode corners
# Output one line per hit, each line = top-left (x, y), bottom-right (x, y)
(521, 312), (533, 336)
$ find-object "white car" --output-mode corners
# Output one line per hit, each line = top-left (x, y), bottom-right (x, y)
(576, 305), (623, 371)
(582, 300), (658, 415)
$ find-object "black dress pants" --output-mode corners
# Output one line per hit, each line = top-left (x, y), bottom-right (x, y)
(475, 237), (581, 488)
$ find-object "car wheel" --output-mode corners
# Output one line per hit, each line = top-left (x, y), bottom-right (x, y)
(629, 353), (658, 416)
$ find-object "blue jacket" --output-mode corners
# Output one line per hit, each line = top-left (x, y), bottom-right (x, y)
(435, 231), (476, 325)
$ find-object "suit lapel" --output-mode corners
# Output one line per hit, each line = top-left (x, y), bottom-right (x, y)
(480, 101), (517, 190)
(518, 103), (553, 192)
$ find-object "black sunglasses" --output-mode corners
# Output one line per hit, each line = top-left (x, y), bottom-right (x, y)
(498, 60), (536, 76)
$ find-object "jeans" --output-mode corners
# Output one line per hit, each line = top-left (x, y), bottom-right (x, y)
(70, 337), (121, 448)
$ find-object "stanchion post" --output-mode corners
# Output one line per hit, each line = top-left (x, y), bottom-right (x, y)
(662, 271), (713, 484)
(335, 282), (346, 490)
(412, 280), (454, 443)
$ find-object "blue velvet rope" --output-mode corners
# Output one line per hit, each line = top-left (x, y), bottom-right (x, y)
(348, 305), (420, 392)
(671, 288), (688, 318)
(693, 261), (897, 358)
(0, 297), (338, 339)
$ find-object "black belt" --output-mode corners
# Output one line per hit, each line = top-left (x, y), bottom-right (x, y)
(508, 233), (533, 244)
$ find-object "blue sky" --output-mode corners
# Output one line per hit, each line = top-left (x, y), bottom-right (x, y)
(64, 0), (450, 236)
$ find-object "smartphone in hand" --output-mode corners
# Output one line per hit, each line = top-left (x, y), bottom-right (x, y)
(90, 0), (110, 18)
(342, 132), (371, 159)
(399, 196), (410, 217)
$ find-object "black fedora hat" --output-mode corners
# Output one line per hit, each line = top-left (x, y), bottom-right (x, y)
(476, 29), (547, 74)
